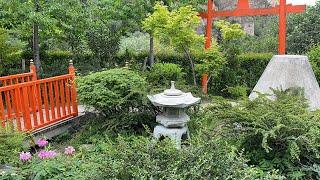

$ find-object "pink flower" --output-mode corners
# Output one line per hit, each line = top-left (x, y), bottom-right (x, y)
(47, 150), (57, 158)
(19, 152), (32, 162)
(38, 150), (57, 159)
(64, 146), (75, 155)
(37, 138), (48, 148)
(38, 150), (48, 159)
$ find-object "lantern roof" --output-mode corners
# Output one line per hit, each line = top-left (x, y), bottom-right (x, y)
(148, 81), (201, 108)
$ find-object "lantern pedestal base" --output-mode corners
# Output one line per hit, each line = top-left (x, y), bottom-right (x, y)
(153, 125), (189, 148)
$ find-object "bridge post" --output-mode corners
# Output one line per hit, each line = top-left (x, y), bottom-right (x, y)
(30, 59), (37, 81)
(68, 60), (78, 116)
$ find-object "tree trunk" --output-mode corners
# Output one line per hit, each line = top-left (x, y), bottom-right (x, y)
(33, 0), (41, 77)
(206, 75), (212, 88)
(33, 23), (41, 76)
(183, 46), (197, 87)
(22, 59), (26, 72)
(148, 35), (155, 69)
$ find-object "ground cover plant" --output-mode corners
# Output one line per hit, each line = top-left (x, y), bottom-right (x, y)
(2, 110), (284, 179)
(191, 89), (320, 179)
(0, 126), (25, 165)
(3, 87), (319, 179)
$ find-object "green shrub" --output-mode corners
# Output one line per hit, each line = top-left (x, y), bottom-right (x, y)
(119, 32), (150, 54)
(195, 46), (226, 86)
(195, 90), (320, 178)
(0, 126), (25, 165)
(238, 53), (272, 87)
(77, 68), (148, 115)
(308, 45), (320, 81)
(147, 63), (183, 87)
(224, 85), (249, 99)
(287, 2), (320, 54)
(210, 53), (272, 96)
(9, 135), (283, 179)
(42, 51), (72, 77)
(0, 28), (24, 76)
(68, 113), (156, 145)
(17, 50), (272, 98)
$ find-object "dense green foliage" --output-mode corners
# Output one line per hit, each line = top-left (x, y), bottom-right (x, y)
(21, 50), (271, 97)
(147, 63), (183, 87)
(215, 20), (245, 63)
(0, 28), (24, 75)
(195, 45), (226, 86)
(1, 137), (282, 179)
(0, 0), (161, 75)
(308, 45), (320, 82)
(193, 90), (320, 179)
(0, 126), (25, 165)
(77, 68), (148, 115)
(7, 137), (282, 179)
(287, 1), (320, 54)
(143, 3), (204, 86)
(3, 109), (284, 179)
(241, 15), (278, 54)
(210, 52), (272, 96)
(119, 32), (150, 54)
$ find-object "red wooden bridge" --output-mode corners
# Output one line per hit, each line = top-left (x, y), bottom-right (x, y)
(0, 60), (78, 133)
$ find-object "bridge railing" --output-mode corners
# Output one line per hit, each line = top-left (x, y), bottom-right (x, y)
(0, 61), (78, 132)
(0, 60), (37, 87)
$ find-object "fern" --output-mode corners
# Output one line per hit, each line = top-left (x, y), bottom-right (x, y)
(194, 89), (320, 178)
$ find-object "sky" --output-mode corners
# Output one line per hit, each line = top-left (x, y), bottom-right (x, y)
(287, 0), (317, 5)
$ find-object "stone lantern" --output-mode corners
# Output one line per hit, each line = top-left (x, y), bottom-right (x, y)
(148, 81), (201, 147)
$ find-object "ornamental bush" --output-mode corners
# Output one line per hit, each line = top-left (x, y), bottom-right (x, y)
(18, 50), (272, 97)
(193, 89), (320, 179)
(147, 63), (183, 87)
(77, 68), (148, 115)
(308, 45), (320, 82)
(210, 52), (272, 96)
(0, 28), (24, 76)
(7, 135), (283, 179)
(0, 126), (25, 165)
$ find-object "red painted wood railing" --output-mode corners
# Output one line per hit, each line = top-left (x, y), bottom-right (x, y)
(0, 60), (37, 87)
(0, 60), (78, 132)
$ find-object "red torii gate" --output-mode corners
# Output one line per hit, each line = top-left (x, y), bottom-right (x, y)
(199, 0), (306, 93)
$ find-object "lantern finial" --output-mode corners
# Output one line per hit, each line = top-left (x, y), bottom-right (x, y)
(171, 81), (175, 89)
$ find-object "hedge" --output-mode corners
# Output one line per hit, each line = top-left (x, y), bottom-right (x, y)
(237, 53), (272, 89)
(18, 50), (272, 96)
(21, 51), (95, 77)
(208, 52), (272, 96)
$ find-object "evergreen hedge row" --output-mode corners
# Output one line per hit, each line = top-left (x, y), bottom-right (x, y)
(20, 51), (273, 96)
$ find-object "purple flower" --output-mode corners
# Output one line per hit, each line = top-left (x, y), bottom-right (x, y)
(64, 146), (75, 155)
(19, 152), (32, 162)
(38, 150), (57, 159)
(47, 150), (57, 158)
(37, 150), (48, 159)
(37, 138), (48, 148)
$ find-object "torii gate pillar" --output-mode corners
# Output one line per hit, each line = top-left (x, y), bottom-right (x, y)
(278, 0), (287, 55)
